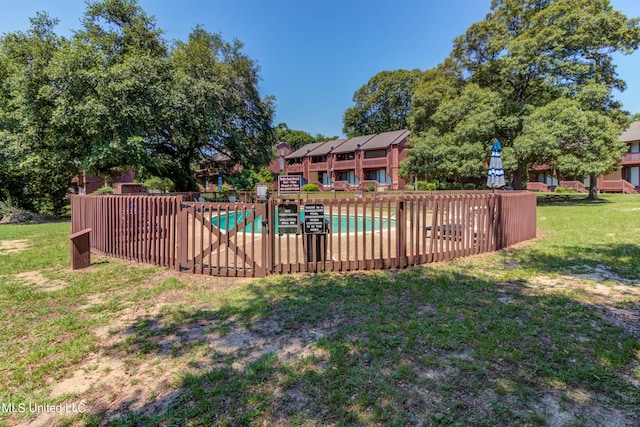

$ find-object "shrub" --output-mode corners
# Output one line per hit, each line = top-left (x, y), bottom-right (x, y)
(415, 181), (429, 191)
(404, 184), (414, 191)
(425, 182), (437, 191)
(302, 183), (319, 192)
(366, 183), (375, 192)
(452, 182), (464, 190)
(93, 186), (113, 195)
(463, 183), (476, 190)
(144, 177), (174, 193)
(437, 182), (451, 190)
(555, 186), (576, 194)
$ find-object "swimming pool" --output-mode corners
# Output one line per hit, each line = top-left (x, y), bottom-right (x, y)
(211, 211), (394, 234)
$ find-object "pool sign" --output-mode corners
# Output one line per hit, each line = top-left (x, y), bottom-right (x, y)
(277, 203), (299, 234)
(256, 183), (269, 200)
(278, 175), (301, 194)
(303, 204), (326, 234)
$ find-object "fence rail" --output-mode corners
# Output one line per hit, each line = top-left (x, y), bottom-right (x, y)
(71, 192), (536, 277)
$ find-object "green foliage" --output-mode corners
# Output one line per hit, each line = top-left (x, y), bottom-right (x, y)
(426, 182), (437, 191)
(437, 181), (452, 190)
(226, 168), (274, 191)
(0, 197), (19, 218)
(404, 0), (640, 189)
(302, 183), (319, 192)
(144, 177), (174, 193)
(452, 182), (464, 190)
(463, 183), (476, 190)
(415, 181), (429, 191)
(554, 186), (576, 194)
(0, 0), (276, 212)
(343, 69), (422, 137)
(366, 183), (375, 192)
(404, 184), (414, 191)
(92, 186), (113, 195)
(274, 123), (316, 151)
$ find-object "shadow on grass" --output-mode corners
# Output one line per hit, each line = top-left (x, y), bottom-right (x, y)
(89, 269), (640, 426)
(536, 195), (612, 206)
(503, 242), (640, 282)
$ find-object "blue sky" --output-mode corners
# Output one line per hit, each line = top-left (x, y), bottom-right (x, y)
(1, 0), (639, 138)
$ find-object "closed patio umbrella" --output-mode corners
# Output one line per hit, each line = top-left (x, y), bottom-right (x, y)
(487, 140), (505, 190)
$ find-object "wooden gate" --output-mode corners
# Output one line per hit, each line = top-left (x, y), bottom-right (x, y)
(176, 201), (268, 277)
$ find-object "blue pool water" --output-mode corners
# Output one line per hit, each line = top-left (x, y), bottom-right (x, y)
(211, 211), (394, 234)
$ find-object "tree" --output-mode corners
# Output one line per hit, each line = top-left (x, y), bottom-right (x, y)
(274, 123), (315, 151)
(343, 69), (423, 137)
(0, 12), (74, 214)
(631, 113), (640, 121)
(406, 0), (639, 198)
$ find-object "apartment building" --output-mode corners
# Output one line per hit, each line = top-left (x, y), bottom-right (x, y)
(284, 129), (410, 190)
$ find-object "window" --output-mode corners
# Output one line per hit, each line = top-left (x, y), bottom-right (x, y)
(364, 149), (386, 159)
(336, 153), (355, 161)
(630, 142), (640, 153)
(311, 155), (327, 163)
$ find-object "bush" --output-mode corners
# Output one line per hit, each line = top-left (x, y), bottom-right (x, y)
(452, 182), (464, 190)
(437, 182), (451, 190)
(93, 186), (113, 195)
(554, 186), (576, 194)
(404, 184), (414, 191)
(302, 183), (319, 192)
(415, 181), (429, 191)
(366, 183), (375, 192)
(144, 177), (175, 193)
(463, 183), (476, 190)
(425, 182), (437, 191)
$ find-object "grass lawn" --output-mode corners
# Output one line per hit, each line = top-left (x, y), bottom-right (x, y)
(0, 194), (638, 426)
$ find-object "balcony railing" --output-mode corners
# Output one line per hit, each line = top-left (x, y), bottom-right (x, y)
(621, 152), (640, 165)
(361, 157), (388, 168)
(526, 182), (549, 192)
(333, 159), (356, 170)
(286, 163), (303, 173)
(308, 162), (328, 172)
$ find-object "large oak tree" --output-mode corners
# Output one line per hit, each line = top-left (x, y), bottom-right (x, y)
(404, 0), (639, 198)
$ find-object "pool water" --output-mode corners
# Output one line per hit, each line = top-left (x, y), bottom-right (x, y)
(211, 211), (394, 234)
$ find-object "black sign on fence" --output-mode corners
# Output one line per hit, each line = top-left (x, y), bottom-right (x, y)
(278, 175), (301, 194)
(303, 204), (326, 234)
(277, 203), (299, 234)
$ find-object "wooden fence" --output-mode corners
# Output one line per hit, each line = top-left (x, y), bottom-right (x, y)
(71, 191), (536, 277)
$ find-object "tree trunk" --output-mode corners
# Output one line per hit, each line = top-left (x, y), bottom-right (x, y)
(587, 173), (598, 200)
(512, 164), (526, 190)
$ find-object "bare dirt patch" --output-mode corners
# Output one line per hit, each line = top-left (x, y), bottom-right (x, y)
(14, 271), (67, 292)
(0, 239), (32, 254)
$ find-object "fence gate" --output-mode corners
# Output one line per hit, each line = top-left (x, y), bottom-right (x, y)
(177, 201), (268, 277)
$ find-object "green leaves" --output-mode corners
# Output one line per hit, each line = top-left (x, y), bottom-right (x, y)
(342, 69), (423, 137)
(1, 0), (276, 205)
(404, 0), (639, 188)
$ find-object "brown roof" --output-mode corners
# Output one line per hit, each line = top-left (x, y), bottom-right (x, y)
(309, 139), (348, 155)
(621, 121), (640, 143)
(359, 129), (410, 151)
(285, 141), (330, 159)
(331, 134), (376, 154)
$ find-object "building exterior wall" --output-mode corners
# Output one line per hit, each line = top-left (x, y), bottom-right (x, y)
(284, 131), (410, 190)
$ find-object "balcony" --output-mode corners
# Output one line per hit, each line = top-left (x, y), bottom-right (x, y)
(621, 152), (640, 165)
(332, 159), (356, 170)
(308, 161), (328, 172)
(286, 163), (303, 173)
(361, 157), (388, 168)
